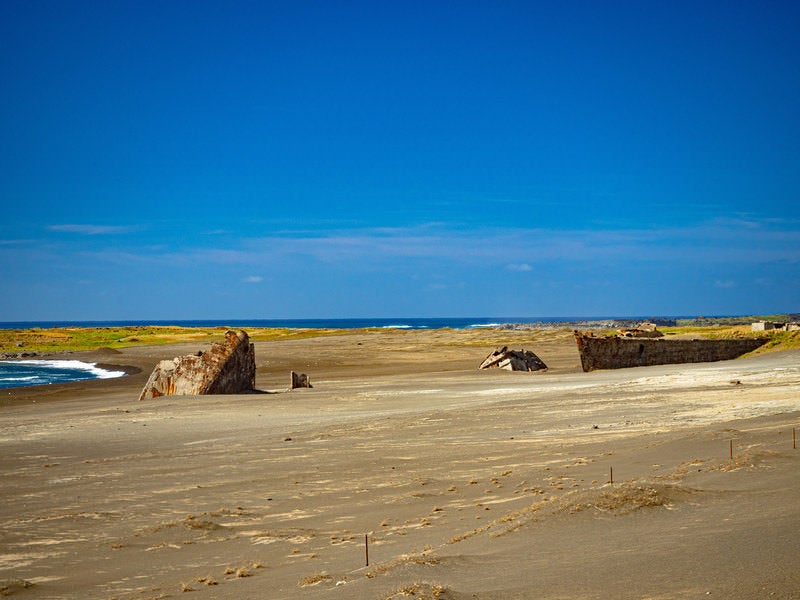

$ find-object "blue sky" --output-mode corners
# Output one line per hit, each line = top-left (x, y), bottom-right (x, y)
(1, 1), (798, 320)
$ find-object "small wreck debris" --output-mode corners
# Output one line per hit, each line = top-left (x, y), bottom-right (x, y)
(618, 322), (664, 338)
(290, 371), (312, 389)
(479, 346), (548, 372)
(138, 330), (256, 400)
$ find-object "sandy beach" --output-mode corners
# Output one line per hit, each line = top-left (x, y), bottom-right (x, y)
(1, 328), (798, 599)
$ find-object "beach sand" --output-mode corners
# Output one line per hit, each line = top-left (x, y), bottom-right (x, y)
(1, 329), (798, 599)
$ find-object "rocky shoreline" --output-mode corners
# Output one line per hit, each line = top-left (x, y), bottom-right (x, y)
(1, 351), (42, 360)
(497, 318), (677, 331)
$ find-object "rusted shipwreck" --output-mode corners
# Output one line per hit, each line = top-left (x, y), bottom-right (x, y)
(574, 331), (768, 372)
(139, 330), (256, 400)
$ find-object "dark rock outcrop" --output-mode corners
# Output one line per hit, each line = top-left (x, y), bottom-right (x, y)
(2, 352), (40, 359)
(138, 330), (255, 400)
(479, 346), (547, 372)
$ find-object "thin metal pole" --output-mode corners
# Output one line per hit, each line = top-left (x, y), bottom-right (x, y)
(365, 534), (369, 567)
(793, 427), (796, 450)
(730, 439), (733, 460)
(609, 466), (613, 484)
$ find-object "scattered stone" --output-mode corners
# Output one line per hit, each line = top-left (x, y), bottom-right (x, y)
(138, 330), (255, 400)
(479, 346), (547, 372)
(0, 579), (34, 595)
(2, 352), (41, 359)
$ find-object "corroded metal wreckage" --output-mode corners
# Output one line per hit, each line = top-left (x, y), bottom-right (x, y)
(574, 330), (768, 372)
(480, 346), (548, 372)
(138, 330), (256, 400)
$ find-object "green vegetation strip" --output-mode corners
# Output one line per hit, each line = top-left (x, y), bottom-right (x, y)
(2, 324), (796, 355)
(0, 326), (350, 353)
(674, 314), (796, 327)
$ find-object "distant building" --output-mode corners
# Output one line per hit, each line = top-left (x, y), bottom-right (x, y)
(751, 321), (799, 332)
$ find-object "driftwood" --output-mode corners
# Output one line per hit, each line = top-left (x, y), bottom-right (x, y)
(479, 346), (547, 372)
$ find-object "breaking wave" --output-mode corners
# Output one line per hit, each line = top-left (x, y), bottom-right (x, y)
(0, 360), (126, 390)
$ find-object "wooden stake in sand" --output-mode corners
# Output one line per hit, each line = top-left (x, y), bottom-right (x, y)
(365, 534), (369, 567)
(793, 427), (796, 450)
(609, 466), (613, 485)
(730, 439), (734, 460)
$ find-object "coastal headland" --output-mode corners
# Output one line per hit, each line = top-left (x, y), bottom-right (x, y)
(1, 325), (799, 599)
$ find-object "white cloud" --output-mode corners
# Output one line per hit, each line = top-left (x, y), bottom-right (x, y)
(0, 239), (37, 245)
(74, 218), (800, 272)
(48, 224), (133, 235)
(506, 263), (533, 272)
(243, 275), (263, 283)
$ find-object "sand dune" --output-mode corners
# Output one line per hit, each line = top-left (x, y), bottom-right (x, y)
(0, 330), (798, 598)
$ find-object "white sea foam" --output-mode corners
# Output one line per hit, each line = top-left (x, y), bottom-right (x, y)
(10, 360), (126, 379)
(469, 323), (502, 328)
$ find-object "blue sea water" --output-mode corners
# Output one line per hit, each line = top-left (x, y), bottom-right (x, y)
(0, 360), (127, 390)
(0, 316), (639, 331)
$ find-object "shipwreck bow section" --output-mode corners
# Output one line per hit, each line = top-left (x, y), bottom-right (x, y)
(574, 331), (768, 372)
(138, 330), (256, 400)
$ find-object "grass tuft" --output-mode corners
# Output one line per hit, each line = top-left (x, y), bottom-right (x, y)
(298, 572), (332, 587)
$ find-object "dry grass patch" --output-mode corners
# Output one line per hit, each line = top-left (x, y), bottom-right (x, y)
(557, 482), (682, 515)
(383, 582), (448, 598)
(447, 483), (681, 543)
(365, 552), (441, 579)
(448, 523), (491, 544)
(298, 572), (332, 587)
(222, 564), (255, 578)
(182, 515), (222, 530)
(711, 448), (781, 472)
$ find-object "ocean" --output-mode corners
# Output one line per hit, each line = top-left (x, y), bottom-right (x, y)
(0, 360), (127, 390)
(0, 316), (645, 331)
